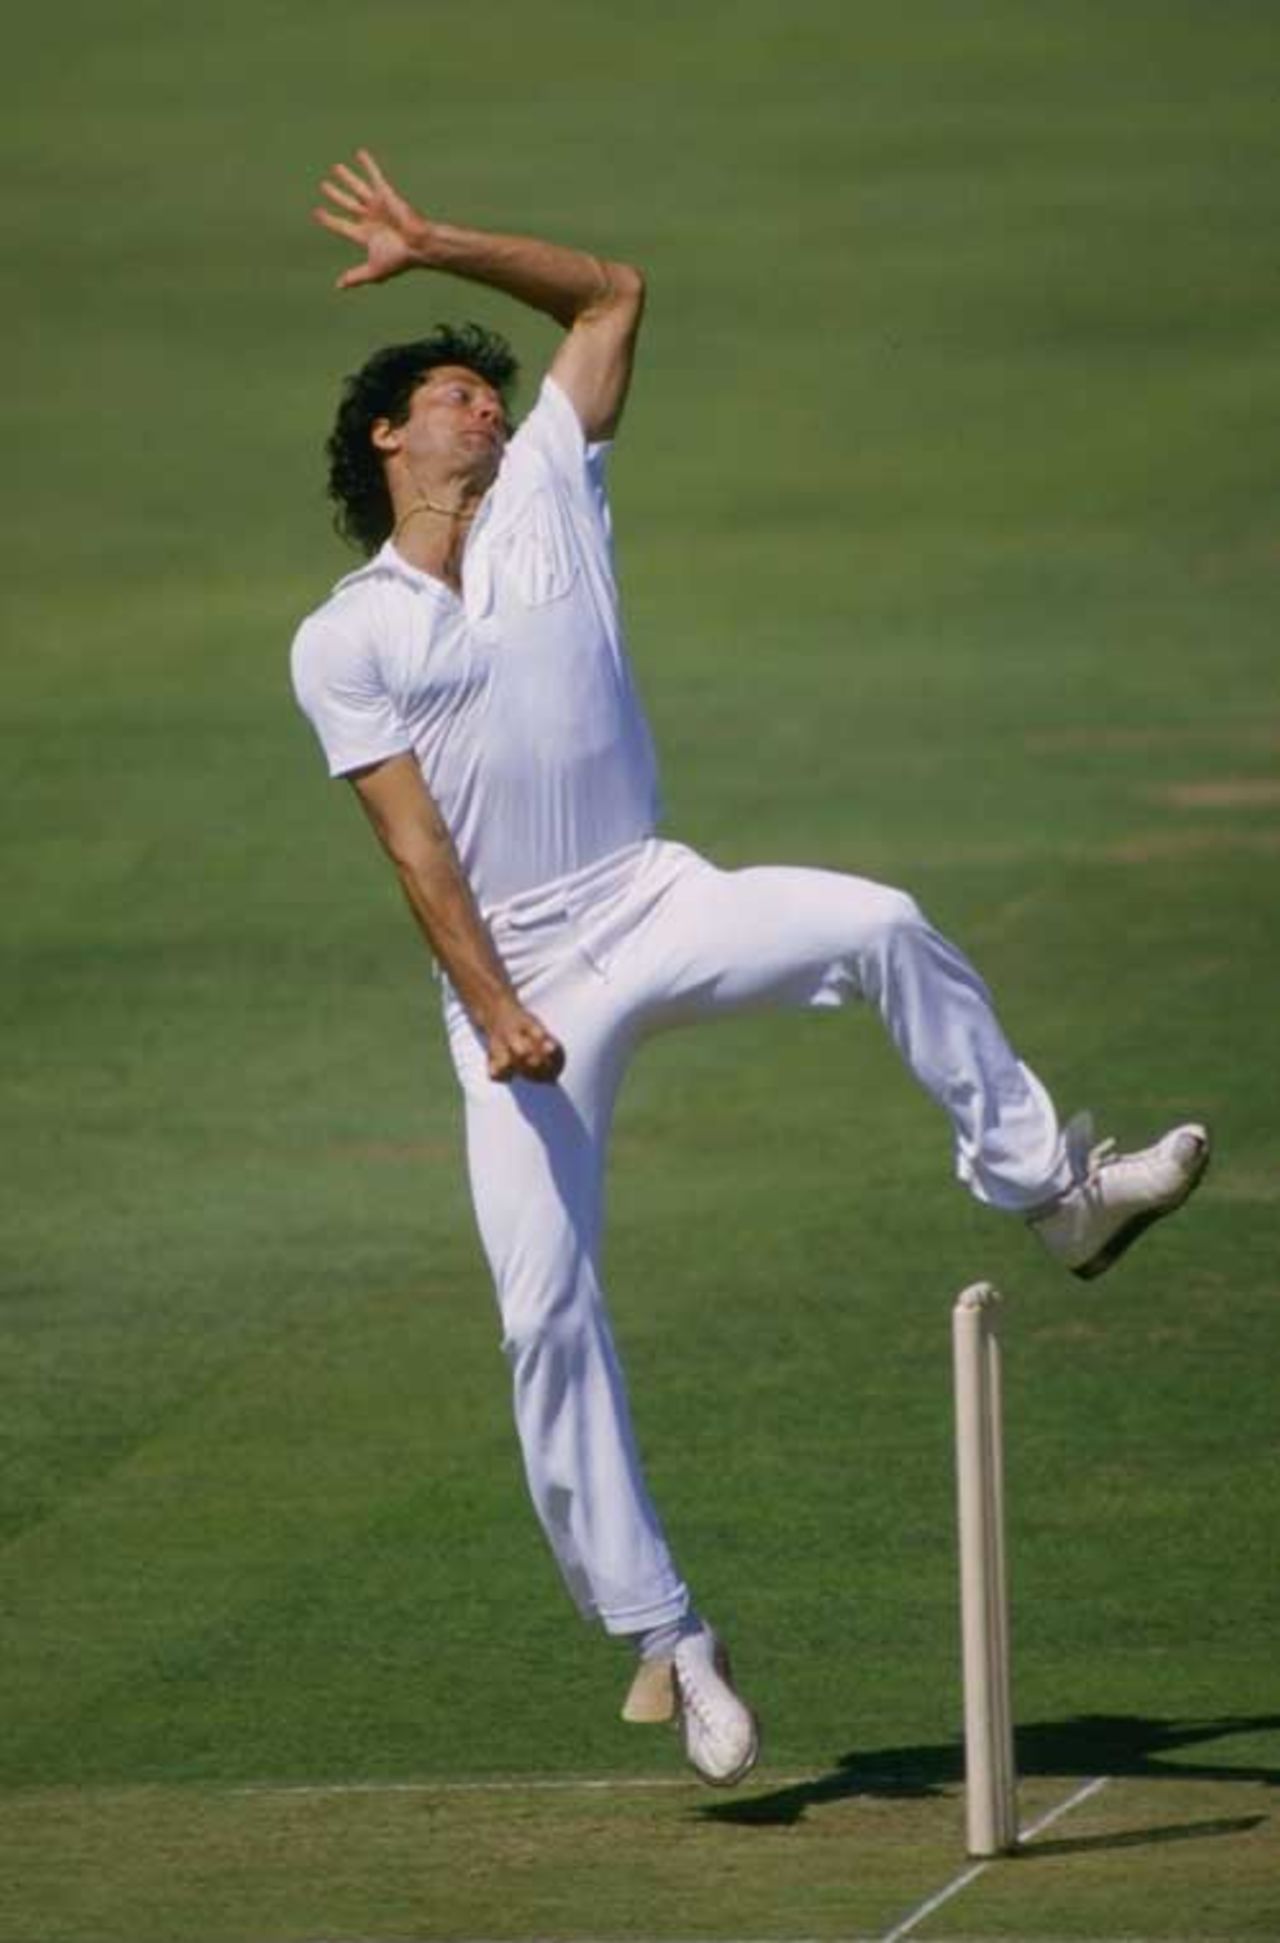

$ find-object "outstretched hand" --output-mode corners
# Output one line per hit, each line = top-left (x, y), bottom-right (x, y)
(313, 148), (432, 290)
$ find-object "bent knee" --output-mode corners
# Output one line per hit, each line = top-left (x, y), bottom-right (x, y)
(499, 1268), (604, 1366)
(857, 882), (929, 950)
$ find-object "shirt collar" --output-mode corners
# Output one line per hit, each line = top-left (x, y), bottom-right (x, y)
(330, 454), (503, 600)
(330, 540), (449, 599)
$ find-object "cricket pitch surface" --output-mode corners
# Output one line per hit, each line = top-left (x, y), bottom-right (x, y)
(1, 1763), (1275, 1941)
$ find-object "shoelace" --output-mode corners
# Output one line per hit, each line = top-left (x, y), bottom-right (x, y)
(1070, 1138), (1120, 1213)
(677, 1658), (734, 1739)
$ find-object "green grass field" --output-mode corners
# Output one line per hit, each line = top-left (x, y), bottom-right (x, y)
(3, 2), (1278, 1937)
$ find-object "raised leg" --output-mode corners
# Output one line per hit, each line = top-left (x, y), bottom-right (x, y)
(621, 850), (1071, 1212)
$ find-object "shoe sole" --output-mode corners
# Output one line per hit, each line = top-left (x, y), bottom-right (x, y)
(1072, 1132), (1211, 1281)
(698, 1729), (761, 1788)
(683, 1714), (761, 1788)
(676, 1640), (762, 1788)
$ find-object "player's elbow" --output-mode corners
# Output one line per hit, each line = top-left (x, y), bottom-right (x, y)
(609, 260), (645, 303)
(599, 259), (646, 321)
(366, 797), (447, 879)
(386, 825), (449, 886)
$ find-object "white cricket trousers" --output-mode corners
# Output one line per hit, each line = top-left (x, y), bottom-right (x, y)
(444, 839), (1069, 1637)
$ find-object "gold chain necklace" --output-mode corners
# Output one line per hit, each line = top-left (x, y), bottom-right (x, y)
(392, 495), (478, 541)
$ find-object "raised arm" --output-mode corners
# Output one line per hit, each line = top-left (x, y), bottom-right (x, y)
(350, 753), (564, 1085)
(314, 149), (645, 440)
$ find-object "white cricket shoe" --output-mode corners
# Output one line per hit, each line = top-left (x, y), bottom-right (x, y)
(1030, 1113), (1210, 1280)
(672, 1628), (760, 1787)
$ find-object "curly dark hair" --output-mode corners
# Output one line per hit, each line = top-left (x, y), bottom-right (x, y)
(325, 322), (520, 555)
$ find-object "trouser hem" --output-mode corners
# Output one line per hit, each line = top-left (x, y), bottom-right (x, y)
(597, 1585), (692, 1638)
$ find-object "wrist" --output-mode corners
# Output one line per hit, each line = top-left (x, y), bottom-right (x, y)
(412, 219), (461, 272)
(404, 215), (441, 269)
(468, 981), (521, 1038)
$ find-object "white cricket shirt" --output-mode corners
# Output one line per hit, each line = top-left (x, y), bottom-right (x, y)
(290, 375), (660, 912)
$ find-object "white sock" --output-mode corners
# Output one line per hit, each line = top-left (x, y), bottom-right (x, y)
(634, 1610), (701, 1662)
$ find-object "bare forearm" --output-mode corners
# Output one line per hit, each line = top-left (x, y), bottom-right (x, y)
(392, 835), (564, 1082)
(392, 825), (514, 1031)
(405, 216), (633, 330)
(349, 756), (562, 1083)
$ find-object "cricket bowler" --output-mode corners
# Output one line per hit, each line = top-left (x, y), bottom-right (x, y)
(291, 150), (1209, 1786)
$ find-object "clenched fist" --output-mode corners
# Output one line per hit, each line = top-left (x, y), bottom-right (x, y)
(485, 999), (566, 1085)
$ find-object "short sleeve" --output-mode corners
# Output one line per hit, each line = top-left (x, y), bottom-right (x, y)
(290, 609), (412, 779)
(508, 376), (612, 513)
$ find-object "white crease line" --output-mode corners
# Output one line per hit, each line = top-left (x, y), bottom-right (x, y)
(880, 1859), (988, 1943)
(879, 1774), (1111, 1943)
(1019, 1771), (1111, 1842)
(229, 1771), (820, 1799)
(267, 1934), (1209, 1943)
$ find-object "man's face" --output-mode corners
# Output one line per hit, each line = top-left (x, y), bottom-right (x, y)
(390, 364), (509, 491)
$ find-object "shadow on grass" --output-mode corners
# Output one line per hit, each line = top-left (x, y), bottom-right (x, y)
(702, 1713), (1280, 1835)
(1023, 1814), (1265, 1857)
